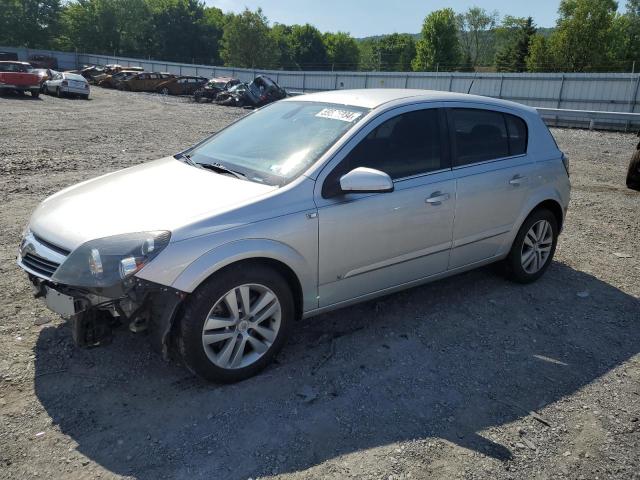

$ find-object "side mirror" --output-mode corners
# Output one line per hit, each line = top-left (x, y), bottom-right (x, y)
(339, 167), (394, 194)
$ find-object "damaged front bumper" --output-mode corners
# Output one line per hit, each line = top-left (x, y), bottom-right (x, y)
(26, 273), (186, 359)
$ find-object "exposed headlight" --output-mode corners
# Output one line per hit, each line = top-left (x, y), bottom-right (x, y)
(52, 231), (170, 288)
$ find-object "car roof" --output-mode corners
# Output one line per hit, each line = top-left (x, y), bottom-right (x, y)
(209, 77), (235, 81)
(286, 88), (536, 113)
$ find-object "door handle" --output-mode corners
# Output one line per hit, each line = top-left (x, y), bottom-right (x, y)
(509, 174), (526, 186)
(425, 191), (450, 206)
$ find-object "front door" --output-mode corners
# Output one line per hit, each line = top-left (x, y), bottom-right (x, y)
(315, 106), (456, 307)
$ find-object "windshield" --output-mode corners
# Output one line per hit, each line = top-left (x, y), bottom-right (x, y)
(186, 101), (369, 186)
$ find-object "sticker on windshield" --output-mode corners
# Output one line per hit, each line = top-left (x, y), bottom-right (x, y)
(315, 108), (362, 122)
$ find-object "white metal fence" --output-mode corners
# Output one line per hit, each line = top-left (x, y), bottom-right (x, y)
(3, 46), (640, 131)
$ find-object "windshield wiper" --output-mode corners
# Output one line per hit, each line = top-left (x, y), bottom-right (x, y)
(198, 162), (247, 180)
(176, 153), (246, 180)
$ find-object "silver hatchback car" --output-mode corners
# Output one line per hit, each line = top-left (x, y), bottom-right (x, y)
(18, 89), (570, 382)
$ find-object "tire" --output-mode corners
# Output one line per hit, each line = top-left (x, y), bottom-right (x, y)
(30, 90), (39, 98)
(160, 87), (169, 95)
(178, 264), (294, 383)
(81, 94), (89, 100)
(505, 209), (558, 284)
(56, 87), (62, 98)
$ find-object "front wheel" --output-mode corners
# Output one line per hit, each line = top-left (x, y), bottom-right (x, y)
(505, 209), (558, 284)
(56, 87), (63, 98)
(178, 264), (294, 383)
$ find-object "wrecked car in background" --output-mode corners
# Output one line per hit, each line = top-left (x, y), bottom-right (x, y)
(155, 75), (208, 96)
(0, 61), (41, 97)
(193, 76), (241, 102)
(28, 54), (58, 70)
(97, 70), (143, 89)
(215, 75), (286, 108)
(117, 72), (175, 92)
(627, 131), (640, 191)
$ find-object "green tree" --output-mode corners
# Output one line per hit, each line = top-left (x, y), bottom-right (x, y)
(270, 23), (296, 69)
(287, 24), (327, 69)
(456, 6), (499, 68)
(359, 34), (416, 71)
(323, 31), (359, 70)
(495, 16), (537, 72)
(612, 0), (640, 70)
(551, 0), (619, 71)
(412, 8), (460, 71)
(0, 0), (63, 49)
(526, 34), (558, 71)
(220, 8), (277, 68)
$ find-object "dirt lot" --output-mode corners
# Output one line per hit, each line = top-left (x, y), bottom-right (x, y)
(0, 88), (638, 480)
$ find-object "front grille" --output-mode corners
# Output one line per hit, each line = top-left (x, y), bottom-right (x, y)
(22, 252), (61, 277)
(32, 233), (71, 256)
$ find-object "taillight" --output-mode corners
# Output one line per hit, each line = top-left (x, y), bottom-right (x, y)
(561, 152), (570, 176)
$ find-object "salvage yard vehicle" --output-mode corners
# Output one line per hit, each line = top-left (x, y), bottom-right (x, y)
(43, 72), (90, 99)
(216, 75), (286, 108)
(31, 68), (51, 91)
(17, 89), (570, 383)
(155, 75), (208, 95)
(627, 131), (640, 191)
(97, 70), (142, 89)
(117, 72), (175, 92)
(0, 51), (19, 61)
(193, 76), (241, 102)
(0, 61), (41, 97)
(28, 54), (58, 70)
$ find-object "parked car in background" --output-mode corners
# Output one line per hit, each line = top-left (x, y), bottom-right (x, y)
(43, 72), (90, 99)
(118, 72), (175, 92)
(97, 70), (143, 89)
(0, 61), (41, 97)
(156, 75), (208, 96)
(79, 65), (106, 83)
(627, 131), (640, 191)
(16, 89), (570, 382)
(216, 75), (287, 108)
(31, 68), (52, 90)
(28, 54), (58, 70)
(193, 76), (241, 102)
(0, 51), (19, 61)
(91, 65), (142, 85)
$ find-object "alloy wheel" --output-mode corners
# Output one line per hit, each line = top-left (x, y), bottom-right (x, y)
(201, 283), (281, 369)
(520, 219), (553, 274)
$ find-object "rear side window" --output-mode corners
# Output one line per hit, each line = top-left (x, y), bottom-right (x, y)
(451, 109), (509, 166)
(341, 108), (444, 180)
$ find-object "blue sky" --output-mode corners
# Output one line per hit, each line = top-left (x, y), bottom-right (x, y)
(205, 0), (585, 37)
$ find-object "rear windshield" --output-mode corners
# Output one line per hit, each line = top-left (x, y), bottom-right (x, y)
(65, 73), (85, 81)
(0, 63), (29, 72)
(187, 101), (369, 186)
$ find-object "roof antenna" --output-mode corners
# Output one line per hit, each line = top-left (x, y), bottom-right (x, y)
(467, 72), (478, 94)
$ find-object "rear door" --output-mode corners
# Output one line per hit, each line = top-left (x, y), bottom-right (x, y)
(315, 104), (456, 307)
(447, 106), (534, 269)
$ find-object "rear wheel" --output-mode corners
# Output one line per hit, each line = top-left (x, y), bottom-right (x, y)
(30, 90), (39, 98)
(505, 209), (558, 284)
(178, 264), (294, 383)
(160, 87), (169, 95)
(56, 87), (62, 98)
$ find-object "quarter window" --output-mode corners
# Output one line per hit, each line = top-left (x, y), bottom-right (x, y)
(505, 113), (528, 155)
(341, 109), (444, 180)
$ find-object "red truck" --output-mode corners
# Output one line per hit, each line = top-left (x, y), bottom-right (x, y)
(0, 61), (41, 98)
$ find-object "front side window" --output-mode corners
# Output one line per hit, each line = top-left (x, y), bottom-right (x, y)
(187, 101), (369, 186)
(340, 108), (444, 180)
(451, 108), (509, 166)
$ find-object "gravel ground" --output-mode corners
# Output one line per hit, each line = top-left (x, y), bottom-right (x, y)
(0, 88), (638, 480)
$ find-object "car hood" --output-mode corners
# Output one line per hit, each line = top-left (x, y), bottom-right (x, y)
(29, 157), (276, 250)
